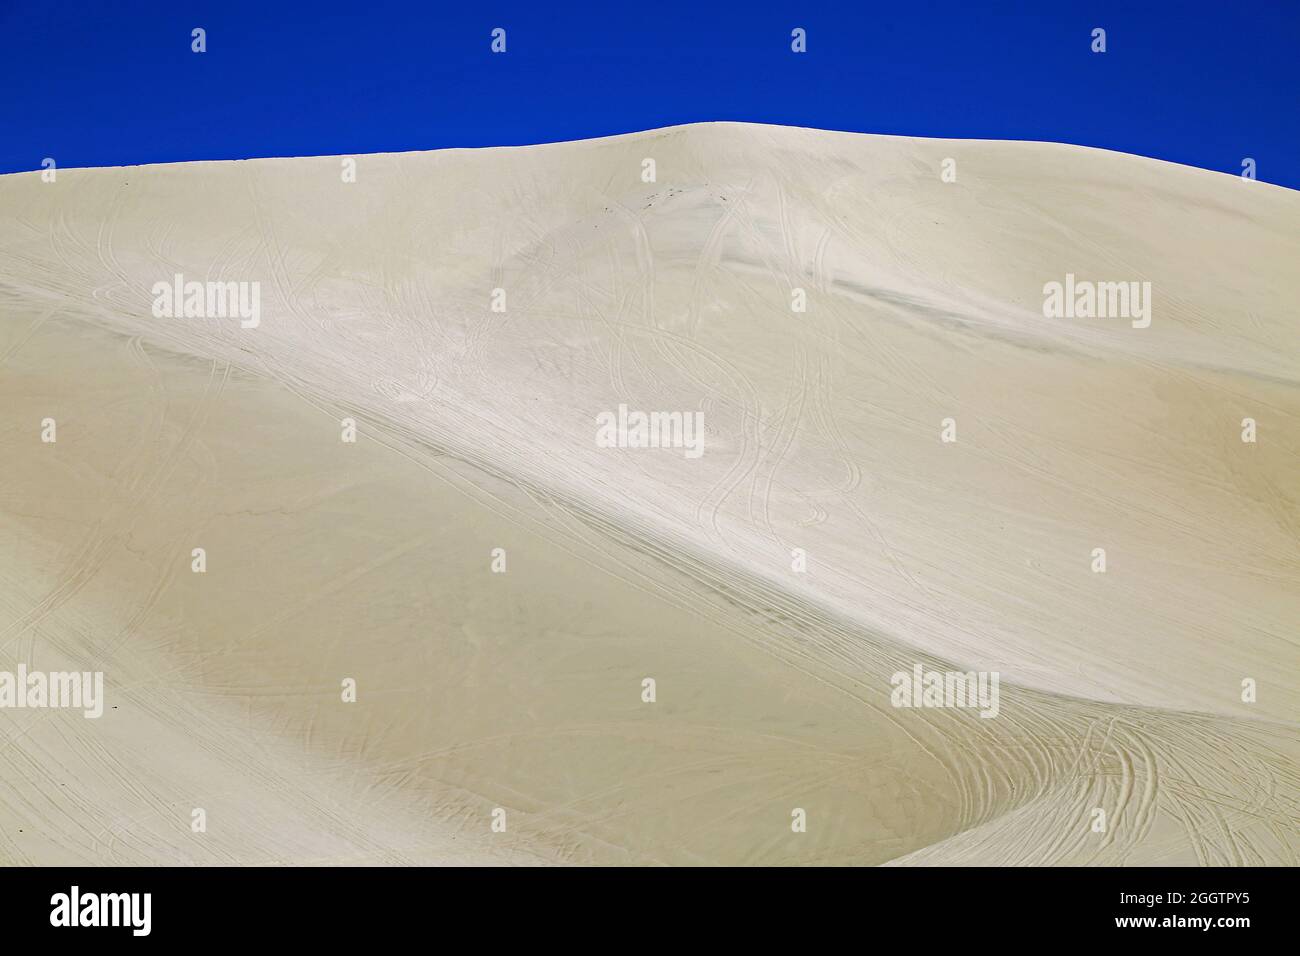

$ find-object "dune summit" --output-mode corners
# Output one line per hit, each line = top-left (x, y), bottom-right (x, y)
(0, 123), (1297, 865)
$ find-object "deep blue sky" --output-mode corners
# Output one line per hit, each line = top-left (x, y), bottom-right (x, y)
(2, 1), (1297, 188)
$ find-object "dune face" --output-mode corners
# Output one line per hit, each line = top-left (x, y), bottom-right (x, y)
(0, 123), (1297, 866)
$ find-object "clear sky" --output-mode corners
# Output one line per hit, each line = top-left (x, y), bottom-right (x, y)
(2, 1), (1297, 189)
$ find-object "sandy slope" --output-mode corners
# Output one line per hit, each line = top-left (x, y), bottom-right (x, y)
(0, 123), (1296, 865)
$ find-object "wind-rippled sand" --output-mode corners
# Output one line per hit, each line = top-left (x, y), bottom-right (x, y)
(0, 123), (1297, 865)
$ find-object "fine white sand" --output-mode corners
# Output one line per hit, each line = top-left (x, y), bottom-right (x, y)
(0, 123), (1296, 865)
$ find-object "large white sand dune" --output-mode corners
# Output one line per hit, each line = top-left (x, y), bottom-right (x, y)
(0, 123), (1297, 865)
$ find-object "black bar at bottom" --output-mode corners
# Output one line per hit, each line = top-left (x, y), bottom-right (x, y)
(0, 866), (1285, 942)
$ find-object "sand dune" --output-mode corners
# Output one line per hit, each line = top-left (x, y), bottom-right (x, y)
(0, 123), (1296, 865)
